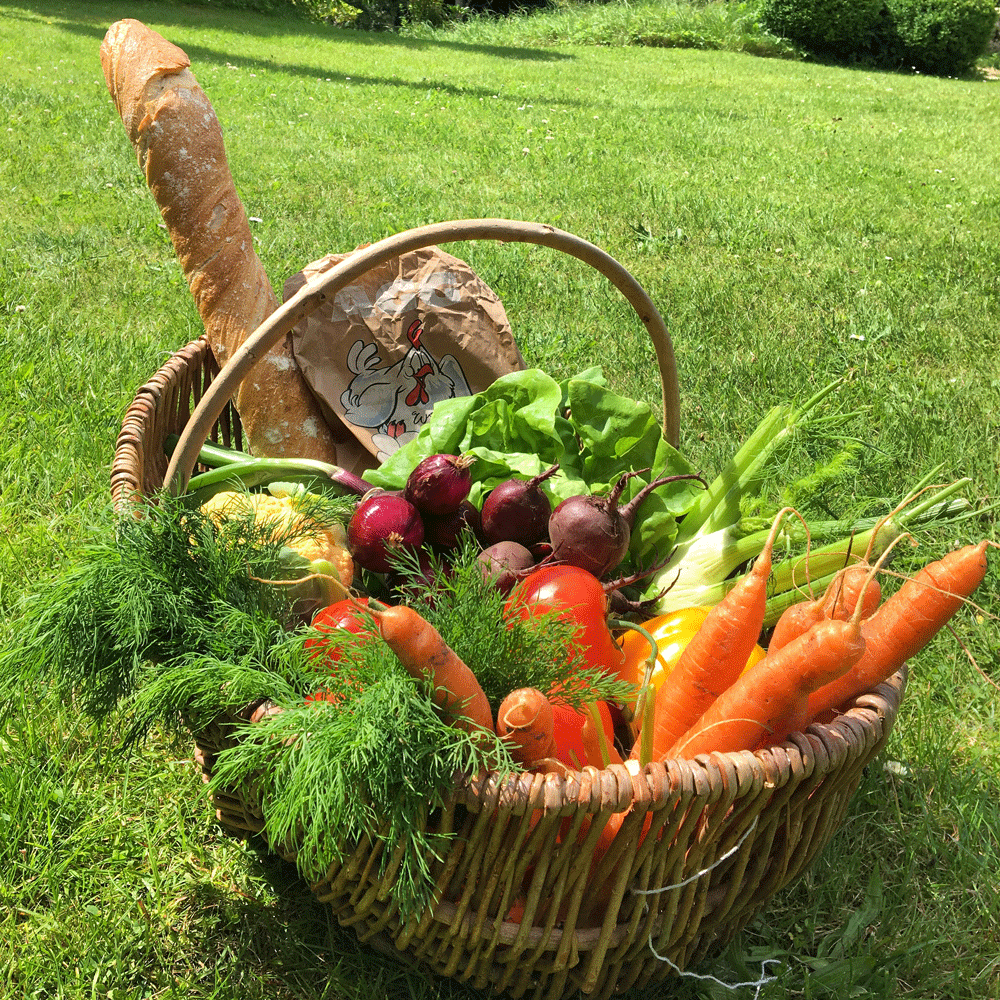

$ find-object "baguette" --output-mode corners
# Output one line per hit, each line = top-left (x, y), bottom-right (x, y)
(100, 18), (347, 463)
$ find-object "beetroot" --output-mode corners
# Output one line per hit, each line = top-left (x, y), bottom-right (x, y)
(347, 492), (425, 574)
(404, 453), (475, 516)
(548, 469), (702, 578)
(480, 463), (559, 547)
(477, 541), (536, 594)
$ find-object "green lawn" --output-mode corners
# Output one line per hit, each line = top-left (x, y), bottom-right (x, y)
(1, 1), (998, 998)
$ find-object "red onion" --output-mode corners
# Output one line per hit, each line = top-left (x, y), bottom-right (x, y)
(422, 499), (481, 550)
(404, 453), (475, 516)
(347, 492), (425, 574)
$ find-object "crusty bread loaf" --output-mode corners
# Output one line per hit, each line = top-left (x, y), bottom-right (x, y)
(100, 18), (346, 463)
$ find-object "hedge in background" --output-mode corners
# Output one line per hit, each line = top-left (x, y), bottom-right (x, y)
(761, 0), (997, 74)
(757, 0), (887, 58)
(884, 0), (998, 74)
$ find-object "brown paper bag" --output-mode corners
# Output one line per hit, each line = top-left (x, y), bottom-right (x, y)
(285, 245), (525, 466)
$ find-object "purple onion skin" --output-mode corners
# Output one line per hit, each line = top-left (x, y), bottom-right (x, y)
(423, 500), (481, 550)
(404, 453), (475, 516)
(477, 541), (536, 594)
(479, 463), (559, 547)
(348, 493), (425, 574)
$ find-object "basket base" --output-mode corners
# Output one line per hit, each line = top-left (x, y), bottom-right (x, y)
(190, 670), (907, 1000)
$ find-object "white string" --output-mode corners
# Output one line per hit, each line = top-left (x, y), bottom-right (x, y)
(646, 946), (780, 998)
(631, 815), (759, 896)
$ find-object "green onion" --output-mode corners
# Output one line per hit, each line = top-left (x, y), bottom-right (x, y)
(187, 457), (369, 504)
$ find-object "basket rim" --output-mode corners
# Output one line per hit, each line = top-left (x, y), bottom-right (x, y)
(198, 667), (905, 820)
(456, 666), (905, 815)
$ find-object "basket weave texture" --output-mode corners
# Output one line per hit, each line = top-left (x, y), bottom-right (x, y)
(113, 334), (906, 1000)
(115, 217), (907, 999)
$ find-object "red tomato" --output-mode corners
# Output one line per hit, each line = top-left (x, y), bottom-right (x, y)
(505, 565), (625, 676)
(305, 597), (371, 666)
(551, 701), (616, 770)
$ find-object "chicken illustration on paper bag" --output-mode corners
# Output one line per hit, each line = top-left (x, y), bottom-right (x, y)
(341, 318), (472, 461)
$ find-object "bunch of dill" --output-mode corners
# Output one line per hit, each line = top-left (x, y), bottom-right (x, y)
(0, 490), (353, 722)
(188, 541), (634, 915)
(2, 495), (633, 916)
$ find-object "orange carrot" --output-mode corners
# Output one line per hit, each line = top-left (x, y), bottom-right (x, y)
(768, 696), (810, 744)
(368, 601), (495, 736)
(496, 688), (557, 767)
(826, 564), (883, 621)
(668, 612), (867, 758)
(638, 508), (797, 760)
(766, 564), (883, 739)
(769, 562), (882, 653)
(806, 540), (990, 722)
(767, 597), (826, 654)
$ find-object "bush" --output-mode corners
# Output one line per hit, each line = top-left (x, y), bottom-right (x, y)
(883, 0), (998, 74)
(757, 0), (886, 58)
(176, 0), (322, 15)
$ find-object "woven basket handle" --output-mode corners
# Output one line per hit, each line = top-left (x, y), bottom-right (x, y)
(165, 218), (681, 496)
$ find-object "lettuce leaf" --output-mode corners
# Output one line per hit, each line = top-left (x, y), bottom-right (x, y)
(364, 368), (703, 572)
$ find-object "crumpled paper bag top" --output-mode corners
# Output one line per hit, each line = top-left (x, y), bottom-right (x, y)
(285, 245), (525, 465)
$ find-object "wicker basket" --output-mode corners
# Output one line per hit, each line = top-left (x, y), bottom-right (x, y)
(112, 220), (906, 1000)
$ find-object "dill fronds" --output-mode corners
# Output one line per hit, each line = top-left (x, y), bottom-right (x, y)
(210, 644), (513, 917)
(0, 493), (318, 720)
(390, 538), (636, 711)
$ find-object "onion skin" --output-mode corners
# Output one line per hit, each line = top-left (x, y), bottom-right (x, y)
(348, 493), (425, 573)
(404, 453), (475, 516)
(423, 500), (481, 550)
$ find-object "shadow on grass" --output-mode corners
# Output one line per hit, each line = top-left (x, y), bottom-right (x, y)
(7, 0), (585, 108)
(182, 838), (494, 1000)
(7, 0), (575, 64)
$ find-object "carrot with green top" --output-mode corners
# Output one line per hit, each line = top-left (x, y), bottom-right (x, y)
(806, 540), (992, 722)
(769, 562), (882, 652)
(667, 576), (871, 758)
(766, 563), (882, 739)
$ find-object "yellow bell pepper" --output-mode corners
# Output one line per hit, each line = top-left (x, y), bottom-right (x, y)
(617, 607), (766, 691)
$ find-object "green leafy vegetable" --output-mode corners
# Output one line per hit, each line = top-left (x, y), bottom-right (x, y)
(365, 368), (704, 572)
(209, 668), (509, 916)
